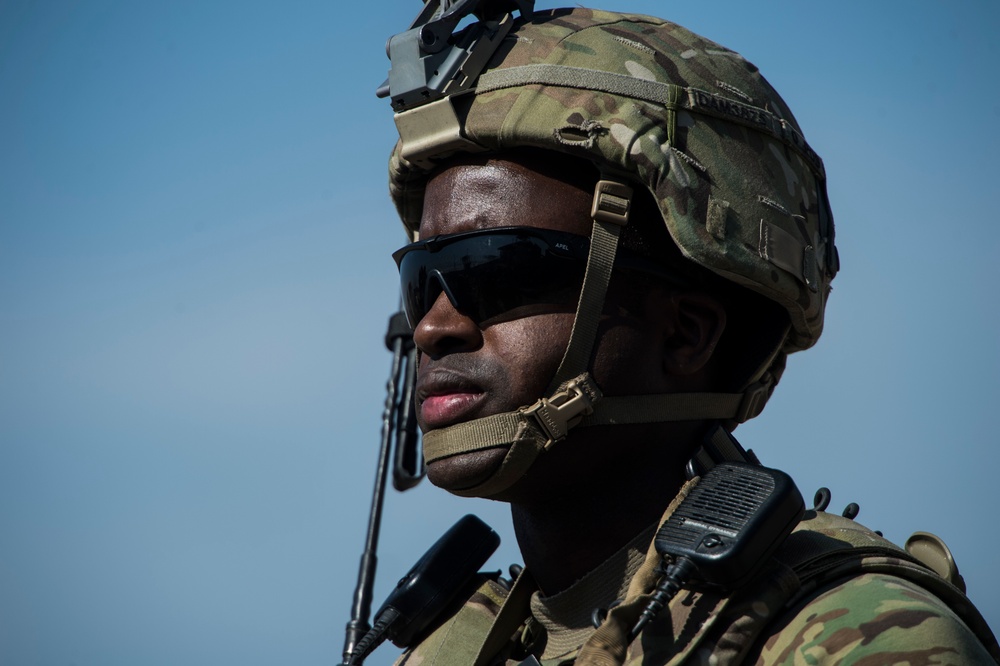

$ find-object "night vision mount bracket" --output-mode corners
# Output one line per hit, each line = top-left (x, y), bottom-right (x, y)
(376, 0), (534, 112)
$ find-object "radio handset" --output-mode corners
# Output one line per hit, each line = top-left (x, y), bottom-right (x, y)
(631, 462), (805, 638)
(346, 514), (500, 665)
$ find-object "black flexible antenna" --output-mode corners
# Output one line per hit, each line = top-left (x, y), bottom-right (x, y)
(342, 311), (422, 665)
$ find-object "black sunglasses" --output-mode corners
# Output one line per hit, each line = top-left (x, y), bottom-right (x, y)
(392, 226), (687, 327)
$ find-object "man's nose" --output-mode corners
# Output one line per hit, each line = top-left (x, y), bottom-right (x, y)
(412, 290), (482, 359)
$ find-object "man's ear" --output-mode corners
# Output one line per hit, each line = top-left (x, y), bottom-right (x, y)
(661, 291), (727, 377)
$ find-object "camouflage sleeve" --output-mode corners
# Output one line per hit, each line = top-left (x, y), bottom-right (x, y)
(753, 573), (996, 665)
(391, 576), (508, 666)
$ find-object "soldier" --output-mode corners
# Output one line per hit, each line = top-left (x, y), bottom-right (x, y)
(378, 4), (1000, 664)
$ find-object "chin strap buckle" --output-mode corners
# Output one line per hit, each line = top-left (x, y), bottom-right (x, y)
(522, 374), (603, 448)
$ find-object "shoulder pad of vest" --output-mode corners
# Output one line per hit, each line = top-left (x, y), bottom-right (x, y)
(772, 510), (1000, 660)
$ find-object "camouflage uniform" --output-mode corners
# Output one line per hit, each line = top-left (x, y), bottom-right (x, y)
(394, 509), (999, 665)
(381, 7), (999, 665)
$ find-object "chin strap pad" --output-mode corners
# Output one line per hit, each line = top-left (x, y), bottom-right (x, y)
(422, 374), (774, 499)
(423, 374), (601, 498)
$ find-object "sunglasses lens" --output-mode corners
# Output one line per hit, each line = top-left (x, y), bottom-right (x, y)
(395, 229), (587, 326)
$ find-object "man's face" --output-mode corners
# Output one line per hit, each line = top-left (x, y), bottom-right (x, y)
(412, 153), (673, 493)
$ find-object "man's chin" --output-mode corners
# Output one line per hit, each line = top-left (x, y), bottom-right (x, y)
(426, 447), (509, 494)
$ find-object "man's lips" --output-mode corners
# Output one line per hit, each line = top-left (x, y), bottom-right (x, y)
(420, 393), (485, 428)
(416, 371), (486, 429)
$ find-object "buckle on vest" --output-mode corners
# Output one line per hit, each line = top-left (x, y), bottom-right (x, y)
(522, 375), (602, 448)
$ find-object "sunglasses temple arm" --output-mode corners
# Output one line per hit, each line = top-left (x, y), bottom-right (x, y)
(340, 310), (422, 665)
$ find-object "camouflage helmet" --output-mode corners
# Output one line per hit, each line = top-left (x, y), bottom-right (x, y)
(383, 5), (839, 498)
(388, 6), (838, 355)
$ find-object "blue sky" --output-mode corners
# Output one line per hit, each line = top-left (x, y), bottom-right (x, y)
(2, 2), (998, 664)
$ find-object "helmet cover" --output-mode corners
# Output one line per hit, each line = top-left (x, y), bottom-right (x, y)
(388, 7), (838, 354)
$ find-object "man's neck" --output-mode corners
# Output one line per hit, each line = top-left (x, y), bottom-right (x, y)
(508, 424), (696, 595)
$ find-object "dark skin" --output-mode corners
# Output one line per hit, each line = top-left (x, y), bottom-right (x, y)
(412, 153), (727, 595)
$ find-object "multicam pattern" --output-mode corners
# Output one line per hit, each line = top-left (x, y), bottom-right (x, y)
(394, 576), (507, 666)
(393, 574), (996, 665)
(391, 513), (999, 665)
(389, 8), (838, 357)
(753, 574), (995, 665)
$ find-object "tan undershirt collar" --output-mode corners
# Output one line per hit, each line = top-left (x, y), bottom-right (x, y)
(529, 523), (656, 660)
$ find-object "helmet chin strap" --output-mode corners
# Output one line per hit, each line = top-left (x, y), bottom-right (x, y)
(421, 179), (774, 499)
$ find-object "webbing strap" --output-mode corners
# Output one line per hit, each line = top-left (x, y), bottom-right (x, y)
(423, 411), (541, 462)
(579, 393), (743, 426)
(548, 181), (631, 391)
(666, 82), (682, 147)
(420, 408), (549, 498)
(423, 391), (751, 465)
(476, 64), (824, 175)
(547, 220), (620, 389)
(472, 569), (538, 666)
(478, 64), (679, 107)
